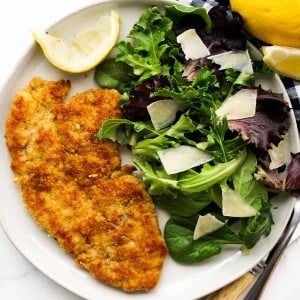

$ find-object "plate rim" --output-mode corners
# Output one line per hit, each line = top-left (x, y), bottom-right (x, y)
(0, 0), (299, 299)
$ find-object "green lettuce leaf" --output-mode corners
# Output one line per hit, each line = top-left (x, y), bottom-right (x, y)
(232, 151), (268, 212)
(115, 6), (173, 83)
(95, 118), (156, 145)
(132, 114), (196, 160)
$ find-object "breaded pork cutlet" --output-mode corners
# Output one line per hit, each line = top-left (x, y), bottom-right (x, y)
(5, 77), (168, 292)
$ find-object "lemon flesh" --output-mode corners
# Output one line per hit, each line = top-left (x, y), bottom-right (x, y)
(230, 0), (300, 48)
(32, 10), (120, 73)
(262, 46), (300, 80)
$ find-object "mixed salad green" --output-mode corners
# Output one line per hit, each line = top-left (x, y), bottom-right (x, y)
(94, 4), (300, 263)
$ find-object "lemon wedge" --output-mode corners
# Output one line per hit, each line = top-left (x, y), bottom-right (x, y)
(261, 46), (300, 80)
(32, 10), (120, 73)
(230, 0), (300, 48)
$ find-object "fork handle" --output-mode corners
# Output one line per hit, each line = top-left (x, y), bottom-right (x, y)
(243, 207), (300, 300)
(204, 272), (255, 300)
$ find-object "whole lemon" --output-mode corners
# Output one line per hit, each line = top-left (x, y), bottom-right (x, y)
(229, 0), (300, 47)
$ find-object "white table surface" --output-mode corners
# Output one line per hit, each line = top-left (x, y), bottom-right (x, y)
(1, 1), (300, 299)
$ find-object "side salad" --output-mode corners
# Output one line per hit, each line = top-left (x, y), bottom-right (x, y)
(94, 4), (300, 263)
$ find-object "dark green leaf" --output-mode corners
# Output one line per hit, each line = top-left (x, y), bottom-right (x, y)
(94, 59), (135, 92)
(252, 60), (274, 75)
(154, 189), (214, 217)
(164, 215), (242, 263)
(238, 202), (274, 249)
(165, 4), (212, 33)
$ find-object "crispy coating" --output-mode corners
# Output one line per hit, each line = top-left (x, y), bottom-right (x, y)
(5, 77), (168, 292)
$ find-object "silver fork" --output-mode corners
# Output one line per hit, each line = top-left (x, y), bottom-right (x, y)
(244, 195), (300, 300)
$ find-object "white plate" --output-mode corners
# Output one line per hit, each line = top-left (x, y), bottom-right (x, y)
(0, 0), (299, 299)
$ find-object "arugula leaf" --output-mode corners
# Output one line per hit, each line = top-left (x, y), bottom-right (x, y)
(134, 160), (179, 195)
(178, 149), (247, 193)
(200, 111), (248, 162)
(239, 201), (274, 249)
(135, 148), (247, 195)
(115, 6), (173, 83)
(97, 114), (197, 160)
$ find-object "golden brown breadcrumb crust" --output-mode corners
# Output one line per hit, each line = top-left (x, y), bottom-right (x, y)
(5, 77), (168, 292)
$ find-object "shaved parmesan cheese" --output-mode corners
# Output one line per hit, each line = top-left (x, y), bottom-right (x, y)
(147, 99), (185, 130)
(158, 145), (213, 175)
(177, 29), (210, 60)
(216, 89), (257, 120)
(193, 213), (225, 240)
(268, 137), (290, 170)
(222, 187), (257, 217)
(208, 50), (253, 74)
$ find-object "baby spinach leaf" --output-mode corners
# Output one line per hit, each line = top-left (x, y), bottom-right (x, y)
(164, 215), (242, 263)
(94, 59), (136, 92)
(164, 215), (221, 263)
(153, 187), (219, 217)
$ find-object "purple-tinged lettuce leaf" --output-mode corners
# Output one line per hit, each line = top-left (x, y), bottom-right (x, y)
(122, 76), (170, 121)
(178, 6), (247, 55)
(229, 89), (290, 151)
(251, 148), (282, 190)
(284, 153), (300, 191)
(171, 5), (246, 57)
(254, 165), (282, 191)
